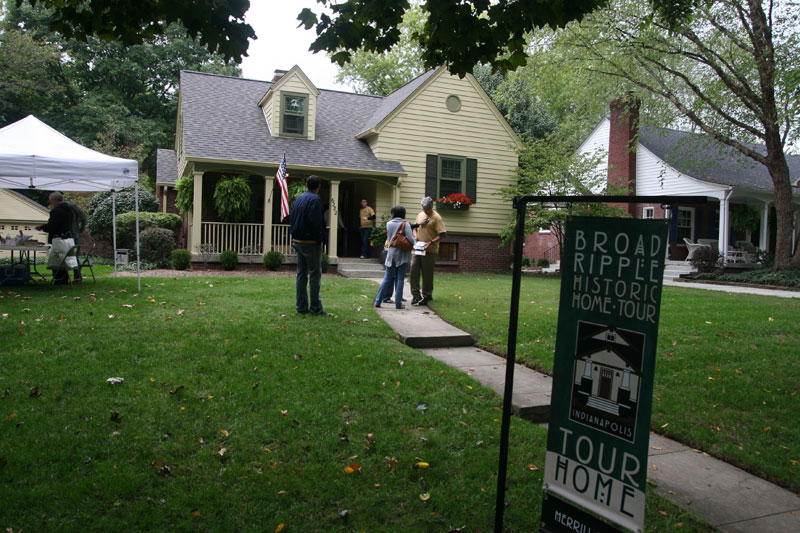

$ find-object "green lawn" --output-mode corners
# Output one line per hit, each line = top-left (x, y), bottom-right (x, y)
(0, 274), (710, 531)
(428, 273), (800, 493)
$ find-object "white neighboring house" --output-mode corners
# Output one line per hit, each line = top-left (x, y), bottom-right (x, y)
(525, 99), (800, 264)
(0, 189), (49, 258)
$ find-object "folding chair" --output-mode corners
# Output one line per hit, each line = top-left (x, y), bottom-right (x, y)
(49, 244), (81, 286)
(79, 243), (96, 283)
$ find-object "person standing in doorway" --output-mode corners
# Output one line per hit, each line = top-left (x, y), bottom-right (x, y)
(359, 198), (375, 258)
(410, 196), (447, 306)
(290, 176), (333, 316)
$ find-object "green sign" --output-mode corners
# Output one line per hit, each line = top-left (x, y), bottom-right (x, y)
(542, 216), (669, 533)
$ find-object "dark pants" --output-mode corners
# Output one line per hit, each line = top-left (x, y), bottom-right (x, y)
(410, 252), (437, 300)
(360, 227), (372, 258)
(293, 242), (324, 314)
(375, 262), (408, 308)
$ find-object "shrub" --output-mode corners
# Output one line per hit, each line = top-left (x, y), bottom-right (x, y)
(87, 188), (158, 237)
(321, 252), (330, 273)
(139, 228), (175, 267)
(690, 246), (721, 273)
(521, 257), (532, 267)
(172, 249), (191, 270)
(220, 250), (238, 271)
(536, 257), (550, 268)
(116, 211), (182, 249)
(263, 250), (284, 271)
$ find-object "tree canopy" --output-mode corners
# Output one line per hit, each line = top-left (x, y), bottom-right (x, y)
(1, 2), (240, 185)
(17, 0), (255, 63)
(300, 0), (609, 77)
(549, 0), (800, 267)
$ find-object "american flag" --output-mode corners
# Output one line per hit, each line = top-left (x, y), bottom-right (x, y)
(276, 154), (290, 221)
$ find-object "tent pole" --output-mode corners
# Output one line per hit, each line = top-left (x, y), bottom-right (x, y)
(135, 183), (141, 292)
(112, 191), (117, 273)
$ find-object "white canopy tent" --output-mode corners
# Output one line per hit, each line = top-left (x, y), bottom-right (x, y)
(0, 115), (141, 289)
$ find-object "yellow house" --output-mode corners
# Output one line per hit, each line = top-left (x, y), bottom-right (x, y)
(156, 66), (522, 270)
(0, 189), (49, 259)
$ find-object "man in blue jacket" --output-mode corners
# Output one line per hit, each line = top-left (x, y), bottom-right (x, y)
(290, 175), (333, 316)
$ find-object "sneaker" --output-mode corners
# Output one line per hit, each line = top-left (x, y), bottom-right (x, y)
(396, 304), (405, 309)
(411, 296), (421, 305)
(417, 297), (430, 306)
(374, 302), (381, 308)
(383, 299), (393, 304)
(312, 311), (335, 317)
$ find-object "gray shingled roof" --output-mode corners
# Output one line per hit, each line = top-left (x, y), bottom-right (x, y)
(639, 124), (800, 192)
(156, 148), (178, 185)
(179, 71), (406, 175)
(359, 70), (437, 134)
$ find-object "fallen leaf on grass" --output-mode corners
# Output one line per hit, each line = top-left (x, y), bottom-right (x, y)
(527, 464), (539, 471)
(217, 447), (227, 456)
(275, 523), (285, 533)
(419, 492), (431, 501)
(106, 377), (124, 385)
(415, 462), (430, 469)
(219, 429), (229, 437)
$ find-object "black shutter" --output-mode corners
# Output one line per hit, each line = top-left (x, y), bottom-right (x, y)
(466, 158), (477, 204)
(425, 154), (438, 199)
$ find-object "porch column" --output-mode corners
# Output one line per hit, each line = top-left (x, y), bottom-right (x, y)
(759, 201), (770, 251)
(263, 175), (274, 254)
(393, 177), (403, 206)
(191, 171), (203, 254)
(718, 192), (731, 263)
(328, 180), (340, 258)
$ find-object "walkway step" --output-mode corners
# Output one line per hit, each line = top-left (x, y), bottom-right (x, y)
(423, 346), (552, 423)
(374, 305), (473, 348)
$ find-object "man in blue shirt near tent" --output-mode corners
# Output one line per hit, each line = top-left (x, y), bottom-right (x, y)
(290, 175), (334, 316)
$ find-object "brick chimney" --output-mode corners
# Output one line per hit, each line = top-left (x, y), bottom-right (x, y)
(608, 95), (639, 215)
(271, 69), (288, 82)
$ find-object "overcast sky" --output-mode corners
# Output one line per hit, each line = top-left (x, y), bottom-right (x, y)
(240, 1), (349, 91)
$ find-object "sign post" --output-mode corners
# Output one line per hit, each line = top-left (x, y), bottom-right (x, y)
(540, 216), (669, 532)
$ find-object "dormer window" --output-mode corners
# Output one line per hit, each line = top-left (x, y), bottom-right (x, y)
(281, 93), (307, 136)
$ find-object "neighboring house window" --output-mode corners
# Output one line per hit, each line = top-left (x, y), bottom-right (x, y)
(24, 225), (34, 231)
(642, 206), (654, 219)
(677, 207), (695, 241)
(425, 154), (477, 203)
(281, 93), (307, 136)
(439, 242), (458, 261)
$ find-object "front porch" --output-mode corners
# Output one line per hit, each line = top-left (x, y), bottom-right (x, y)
(182, 168), (402, 264)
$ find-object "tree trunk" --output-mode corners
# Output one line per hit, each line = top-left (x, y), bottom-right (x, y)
(765, 148), (794, 270)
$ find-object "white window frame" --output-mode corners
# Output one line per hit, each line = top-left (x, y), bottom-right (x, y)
(437, 155), (466, 198)
(280, 92), (307, 137)
(677, 207), (695, 241)
(642, 206), (655, 219)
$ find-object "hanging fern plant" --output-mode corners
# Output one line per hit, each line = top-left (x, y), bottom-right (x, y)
(214, 176), (252, 222)
(730, 204), (759, 233)
(175, 176), (194, 214)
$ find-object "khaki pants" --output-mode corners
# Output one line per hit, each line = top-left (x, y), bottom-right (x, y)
(410, 252), (437, 300)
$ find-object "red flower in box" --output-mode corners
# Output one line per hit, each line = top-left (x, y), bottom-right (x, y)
(435, 193), (473, 208)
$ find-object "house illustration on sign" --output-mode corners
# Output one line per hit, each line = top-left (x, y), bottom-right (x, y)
(570, 321), (645, 442)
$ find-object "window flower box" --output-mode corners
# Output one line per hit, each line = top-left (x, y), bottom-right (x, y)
(436, 193), (472, 210)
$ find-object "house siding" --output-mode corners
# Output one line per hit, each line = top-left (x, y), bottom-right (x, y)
(369, 71), (519, 236)
(635, 145), (728, 198)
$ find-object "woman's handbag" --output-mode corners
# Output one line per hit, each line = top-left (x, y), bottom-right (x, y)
(389, 221), (413, 251)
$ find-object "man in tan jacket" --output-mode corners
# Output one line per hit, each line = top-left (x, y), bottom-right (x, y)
(410, 196), (447, 306)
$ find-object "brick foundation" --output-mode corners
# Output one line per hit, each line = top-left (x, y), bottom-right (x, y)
(435, 234), (511, 272)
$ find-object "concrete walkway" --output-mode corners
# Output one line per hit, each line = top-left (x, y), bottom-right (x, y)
(367, 278), (800, 531)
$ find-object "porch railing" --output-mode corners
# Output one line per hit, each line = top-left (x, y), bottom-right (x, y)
(199, 222), (326, 256)
(201, 222), (263, 255)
